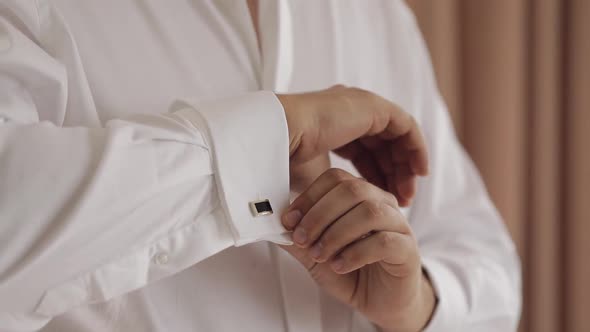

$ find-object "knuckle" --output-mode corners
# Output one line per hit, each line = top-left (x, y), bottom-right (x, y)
(384, 192), (399, 208)
(348, 87), (373, 101)
(324, 168), (351, 184)
(361, 200), (384, 219)
(393, 262), (414, 278)
(377, 232), (394, 250)
(341, 179), (366, 198)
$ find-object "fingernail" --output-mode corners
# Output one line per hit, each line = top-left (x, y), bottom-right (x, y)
(282, 210), (302, 229)
(293, 227), (308, 246)
(310, 243), (322, 260)
(331, 257), (345, 272)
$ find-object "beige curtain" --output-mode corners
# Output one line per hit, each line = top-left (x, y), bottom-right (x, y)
(405, 1), (590, 331)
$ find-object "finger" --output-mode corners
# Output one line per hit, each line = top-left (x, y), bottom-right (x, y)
(390, 122), (429, 176)
(330, 231), (417, 276)
(374, 102), (429, 177)
(293, 179), (397, 248)
(373, 144), (395, 177)
(336, 142), (386, 190)
(359, 135), (383, 150)
(282, 168), (355, 230)
(329, 89), (428, 174)
(340, 142), (415, 205)
(278, 242), (359, 306)
(354, 152), (386, 190)
(388, 164), (417, 207)
(336, 92), (428, 193)
(310, 200), (406, 263)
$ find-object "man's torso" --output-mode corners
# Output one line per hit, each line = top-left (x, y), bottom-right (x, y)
(18, 1), (419, 331)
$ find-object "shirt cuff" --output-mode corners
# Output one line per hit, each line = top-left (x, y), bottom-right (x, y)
(174, 91), (292, 246)
(421, 256), (468, 332)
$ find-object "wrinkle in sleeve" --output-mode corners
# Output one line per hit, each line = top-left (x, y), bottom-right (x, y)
(0, 90), (291, 330)
(394, 2), (522, 331)
(0, 7), (291, 331)
(415, 96), (522, 331)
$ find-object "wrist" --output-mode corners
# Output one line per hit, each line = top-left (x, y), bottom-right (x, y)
(380, 272), (437, 332)
(289, 154), (331, 193)
(276, 94), (303, 157)
(277, 93), (319, 162)
(414, 271), (437, 331)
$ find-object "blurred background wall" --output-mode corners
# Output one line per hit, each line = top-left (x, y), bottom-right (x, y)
(404, 1), (589, 331)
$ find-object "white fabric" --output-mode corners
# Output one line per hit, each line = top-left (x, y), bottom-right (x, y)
(0, 1), (521, 331)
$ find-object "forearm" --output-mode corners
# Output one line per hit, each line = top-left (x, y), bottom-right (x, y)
(0, 91), (294, 329)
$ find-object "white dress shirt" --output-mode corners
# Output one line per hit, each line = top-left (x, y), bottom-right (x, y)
(0, 1), (521, 331)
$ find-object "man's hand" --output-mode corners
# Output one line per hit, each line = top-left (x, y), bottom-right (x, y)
(281, 168), (436, 332)
(289, 154), (331, 194)
(277, 85), (428, 206)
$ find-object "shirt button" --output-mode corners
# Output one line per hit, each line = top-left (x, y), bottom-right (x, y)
(153, 252), (169, 265)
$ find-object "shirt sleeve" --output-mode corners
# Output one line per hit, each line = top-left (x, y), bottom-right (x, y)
(415, 93), (522, 332)
(0, 9), (290, 331)
(393, 4), (522, 331)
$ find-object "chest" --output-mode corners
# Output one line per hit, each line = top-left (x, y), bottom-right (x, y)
(47, 0), (418, 125)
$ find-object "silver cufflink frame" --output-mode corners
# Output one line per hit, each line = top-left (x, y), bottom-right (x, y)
(249, 199), (273, 217)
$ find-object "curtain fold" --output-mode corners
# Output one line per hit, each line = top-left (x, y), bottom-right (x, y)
(405, 1), (590, 331)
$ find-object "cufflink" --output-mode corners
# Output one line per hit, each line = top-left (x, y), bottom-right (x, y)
(250, 199), (273, 217)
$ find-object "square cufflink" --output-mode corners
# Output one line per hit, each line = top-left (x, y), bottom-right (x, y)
(250, 199), (273, 217)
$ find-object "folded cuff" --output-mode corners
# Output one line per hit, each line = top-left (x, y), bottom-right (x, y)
(174, 91), (292, 246)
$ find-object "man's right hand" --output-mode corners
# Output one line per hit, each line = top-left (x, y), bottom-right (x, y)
(277, 85), (429, 206)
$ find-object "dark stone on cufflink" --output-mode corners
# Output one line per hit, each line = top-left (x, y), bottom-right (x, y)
(250, 199), (273, 217)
